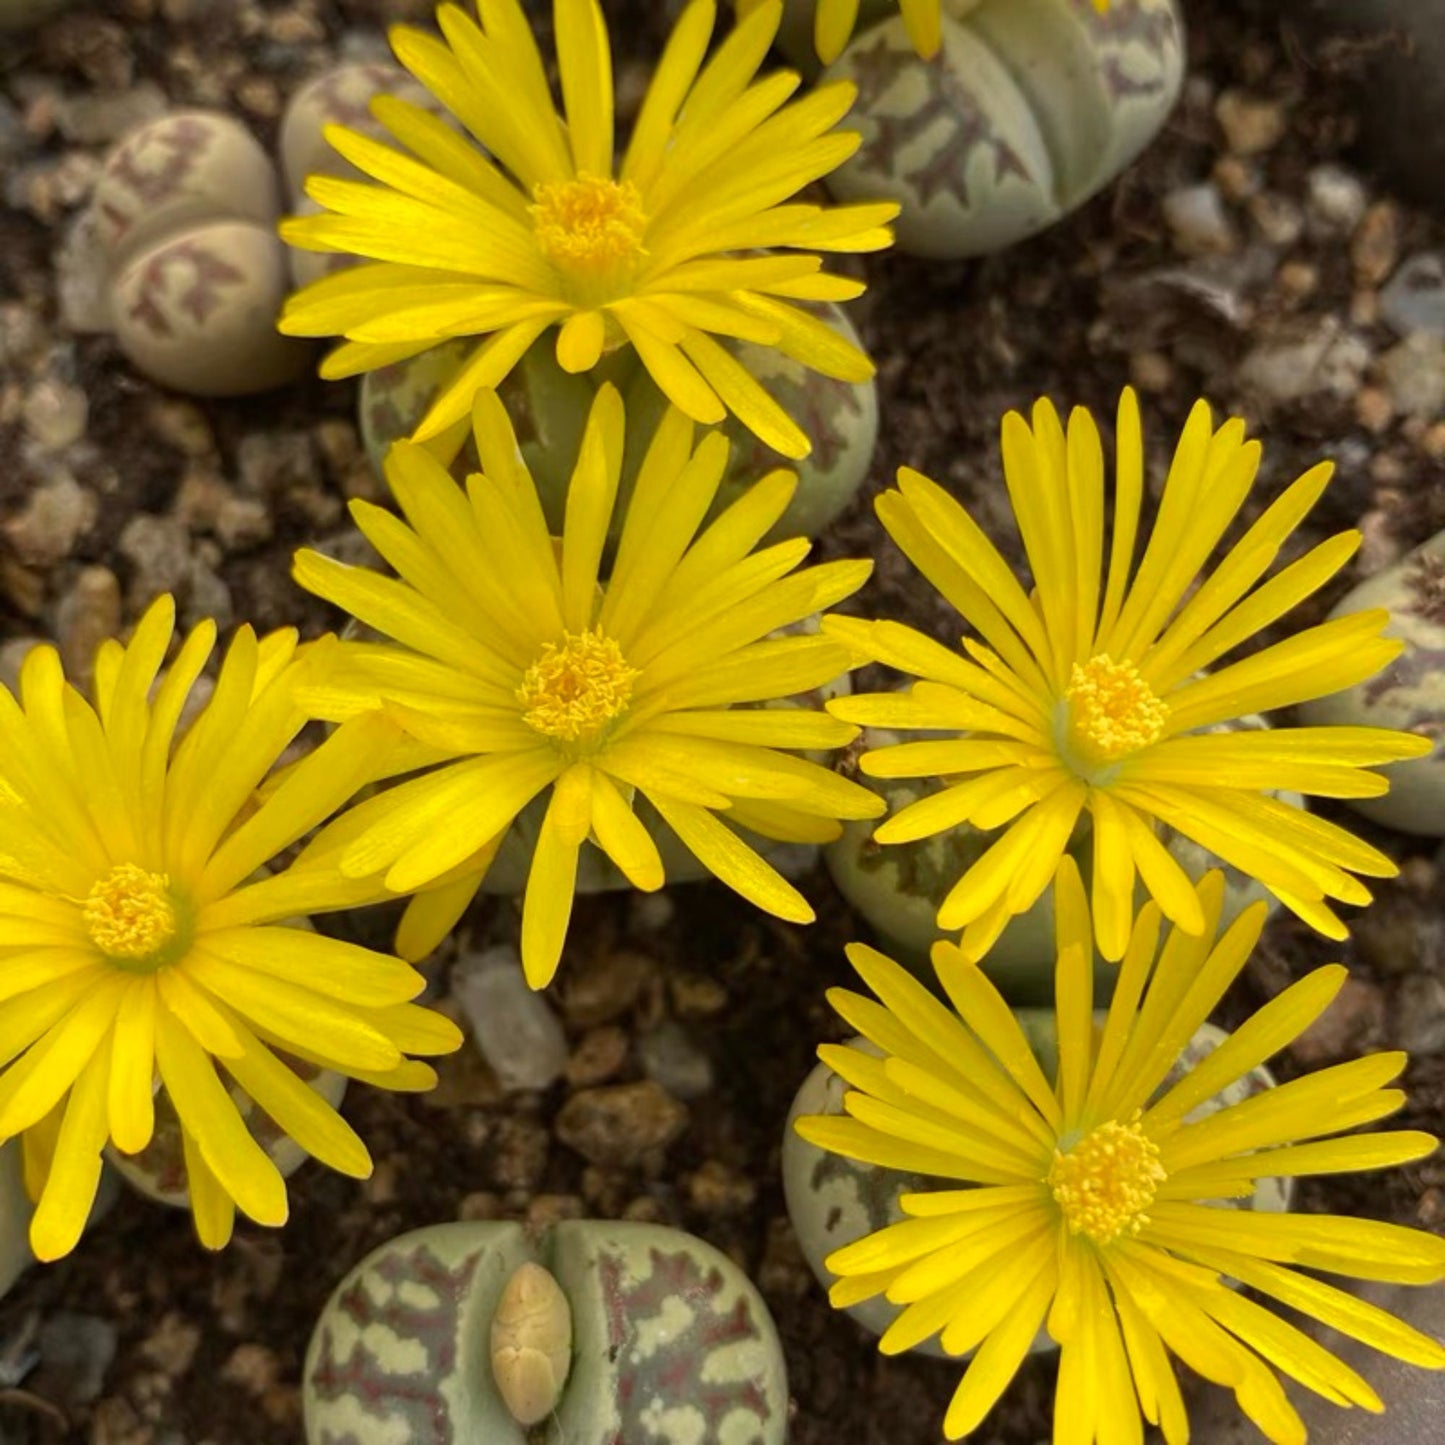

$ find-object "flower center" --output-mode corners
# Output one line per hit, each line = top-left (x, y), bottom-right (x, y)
(83, 864), (179, 967)
(531, 174), (649, 304)
(1064, 654), (1169, 763)
(518, 628), (638, 748)
(1048, 1119), (1167, 1245)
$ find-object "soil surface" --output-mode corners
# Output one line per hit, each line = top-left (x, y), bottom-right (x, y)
(1, 2), (1442, 1443)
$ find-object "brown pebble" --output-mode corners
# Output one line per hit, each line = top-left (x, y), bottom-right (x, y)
(4, 473), (95, 565)
(1129, 351), (1174, 394)
(566, 1025), (629, 1087)
(560, 950), (656, 1028)
(525, 1194), (585, 1228)
(137, 1312), (201, 1378)
(1355, 386), (1394, 433)
(686, 1160), (758, 1216)
(57, 565), (123, 684)
(621, 1195), (664, 1223)
(556, 1081), (687, 1168)
(1276, 260), (1318, 302)
(669, 971), (728, 1018)
(1350, 288), (1380, 327)
(1420, 423), (1445, 460)
(1215, 89), (1286, 156)
(1350, 201), (1400, 287)
(221, 1343), (279, 1394)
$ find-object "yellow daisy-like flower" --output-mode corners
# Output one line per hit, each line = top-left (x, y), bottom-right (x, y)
(293, 385), (885, 989)
(278, 0), (898, 460)
(0, 597), (462, 1261)
(829, 389), (1432, 963)
(798, 859), (1445, 1443)
(738, 0), (1110, 66)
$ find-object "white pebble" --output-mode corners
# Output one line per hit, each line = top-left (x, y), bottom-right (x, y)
(452, 946), (568, 1092)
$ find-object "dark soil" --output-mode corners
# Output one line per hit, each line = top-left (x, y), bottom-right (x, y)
(0, 2), (1442, 1443)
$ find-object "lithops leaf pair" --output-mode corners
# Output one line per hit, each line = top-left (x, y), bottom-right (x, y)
(826, 0), (1186, 258)
(92, 110), (309, 396)
(303, 1219), (788, 1444)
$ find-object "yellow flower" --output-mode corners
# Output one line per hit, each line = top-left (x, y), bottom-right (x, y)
(738, 0), (1110, 66)
(293, 385), (884, 989)
(0, 598), (462, 1261)
(278, 0), (898, 460)
(797, 860), (1445, 1443)
(829, 389), (1432, 963)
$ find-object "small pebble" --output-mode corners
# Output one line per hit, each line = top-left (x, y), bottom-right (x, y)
(1237, 317), (1370, 405)
(638, 1020), (715, 1102)
(450, 946), (568, 1093)
(1355, 385), (1394, 433)
(138, 1313), (201, 1379)
(4, 472), (95, 565)
(1351, 201), (1401, 287)
(34, 1313), (117, 1407)
(21, 378), (87, 452)
(1307, 163), (1367, 231)
(687, 1160), (758, 1216)
(1395, 975), (1445, 1057)
(55, 565), (122, 683)
(565, 1026), (629, 1088)
(1381, 252), (1445, 339)
(1162, 182), (1239, 256)
(1214, 90), (1286, 155)
(1248, 191), (1304, 247)
(555, 1081), (687, 1168)
(1380, 334), (1445, 419)
(559, 951), (655, 1028)
(119, 514), (192, 601)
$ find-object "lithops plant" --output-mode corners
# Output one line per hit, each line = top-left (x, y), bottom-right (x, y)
(106, 1062), (347, 1222)
(783, 1017), (1291, 1352)
(1298, 530), (1445, 836)
(303, 1219), (788, 1444)
(826, 0), (1186, 258)
(93, 110), (308, 396)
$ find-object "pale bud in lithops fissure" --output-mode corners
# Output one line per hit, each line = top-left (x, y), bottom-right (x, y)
(491, 1262), (573, 1427)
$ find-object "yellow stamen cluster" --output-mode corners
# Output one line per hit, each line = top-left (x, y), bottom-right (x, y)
(1048, 1119), (1168, 1244)
(1065, 654), (1169, 762)
(531, 174), (648, 298)
(518, 627), (639, 746)
(83, 863), (178, 964)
